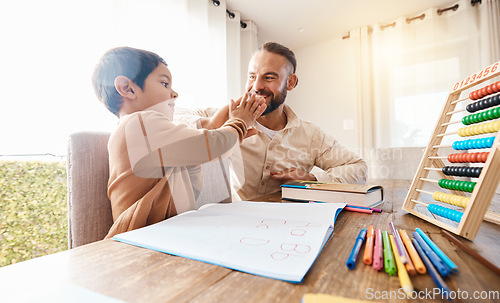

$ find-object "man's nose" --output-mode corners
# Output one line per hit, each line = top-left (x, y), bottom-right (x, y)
(252, 76), (265, 92)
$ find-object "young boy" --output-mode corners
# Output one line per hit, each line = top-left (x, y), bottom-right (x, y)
(92, 47), (266, 238)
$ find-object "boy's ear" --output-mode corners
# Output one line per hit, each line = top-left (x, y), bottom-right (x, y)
(114, 76), (136, 99)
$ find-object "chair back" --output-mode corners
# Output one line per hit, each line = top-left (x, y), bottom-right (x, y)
(67, 131), (113, 248)
(66, 131), (234, 248)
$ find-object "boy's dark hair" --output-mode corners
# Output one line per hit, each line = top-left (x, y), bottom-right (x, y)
(258, 42), (297, 74)
(92, 46), (167, 117)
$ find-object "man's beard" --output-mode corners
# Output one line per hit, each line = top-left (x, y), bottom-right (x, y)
(255, 87), (287, 115)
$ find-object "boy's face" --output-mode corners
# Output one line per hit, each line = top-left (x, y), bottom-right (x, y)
(135, 63), (178, 111)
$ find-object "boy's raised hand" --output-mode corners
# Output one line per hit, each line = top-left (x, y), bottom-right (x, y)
(229, 92), (266, 137)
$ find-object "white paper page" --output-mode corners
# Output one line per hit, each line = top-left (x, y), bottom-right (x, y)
(114, 202), (345, 283)
(197, 201), (344, 224)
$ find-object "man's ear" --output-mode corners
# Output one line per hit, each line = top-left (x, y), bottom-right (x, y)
(114, 76), (136, 99)
(287, 74), (298, 90)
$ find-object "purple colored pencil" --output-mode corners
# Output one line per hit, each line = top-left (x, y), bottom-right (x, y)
(389, 222), (408, 264)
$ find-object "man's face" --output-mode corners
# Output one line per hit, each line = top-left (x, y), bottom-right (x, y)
(245, 51), (292, 115)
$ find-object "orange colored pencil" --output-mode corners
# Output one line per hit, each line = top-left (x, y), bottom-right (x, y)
(363, 225), (374, 265)
(399, 229), (426, 274)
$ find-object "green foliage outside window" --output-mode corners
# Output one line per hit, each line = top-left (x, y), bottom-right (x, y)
(0, 161), (68, 267)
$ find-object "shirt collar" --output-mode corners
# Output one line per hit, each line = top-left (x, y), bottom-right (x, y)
(283, 105), (301, 129)
(144, 100), (175, 121)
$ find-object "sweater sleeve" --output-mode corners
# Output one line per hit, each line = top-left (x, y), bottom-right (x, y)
(173, 107), (218, 129)
(124, 111), (245, 178)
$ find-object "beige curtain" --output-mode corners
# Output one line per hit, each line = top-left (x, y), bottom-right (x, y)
(479, 0), (500, 67)
(351, 0), (500, 178)
(0, 0), (257, 156)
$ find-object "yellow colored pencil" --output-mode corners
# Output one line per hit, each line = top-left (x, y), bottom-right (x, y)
(389, 235), (413, 296)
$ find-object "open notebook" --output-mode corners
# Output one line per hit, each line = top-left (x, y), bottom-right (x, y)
(113, 201), (345, 283)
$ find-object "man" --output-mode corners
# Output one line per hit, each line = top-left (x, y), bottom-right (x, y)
(177, 42), (367, 200)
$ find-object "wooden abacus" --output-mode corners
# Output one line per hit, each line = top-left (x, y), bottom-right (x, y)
(402, 60), (500, 240)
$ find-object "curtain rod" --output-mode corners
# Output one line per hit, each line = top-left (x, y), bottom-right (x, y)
(211, 0), (247, 28)
(361, 0), (481, 34)
(380, 21), (396, 30)
(226, 9), (235, 19)
(406, 13), (425, 24)
(437, 4), (459, 15)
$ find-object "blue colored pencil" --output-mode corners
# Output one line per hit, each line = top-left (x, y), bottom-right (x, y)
(346, 228), (367, 270)
(413, 232), (450, 277)
(412, 239), (451, 300)
(416, 228), (458, 273)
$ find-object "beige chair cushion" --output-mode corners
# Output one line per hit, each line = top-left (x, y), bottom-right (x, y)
(67, 132), (113, 248)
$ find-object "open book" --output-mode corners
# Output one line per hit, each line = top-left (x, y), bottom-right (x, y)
(113, 201), (345, 283)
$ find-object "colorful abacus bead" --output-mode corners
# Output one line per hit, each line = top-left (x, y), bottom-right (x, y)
(457, 120), (500, 137)
(427, 204), (463, 223)
(442, 166), (482, 178)
(438, 179), (476, 193)
(452, 137), (495, 150)
(432, 191), (469, 208)
(462, 106), (500, 125)
(494, 81), (500, 92)
(466, 95), (500, 112)
(452, 152), (492, 163)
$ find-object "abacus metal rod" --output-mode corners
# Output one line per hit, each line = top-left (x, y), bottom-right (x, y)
(446, 108), (465, 116)
(428, 156), (447, 159)
(451, 96), (469, 105)
(424, 167), (442, 172)
(419, 177), (439, 183)
(432, 144), (452, 148)
(415, 188), (434, 195)
(437, 131), (458, 137)
(441, 120), (461, 126)
(410, 199), (429, 206)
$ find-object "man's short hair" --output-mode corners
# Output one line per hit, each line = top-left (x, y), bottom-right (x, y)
(92, 47), (167, 117)
(258, 42), (297, 75)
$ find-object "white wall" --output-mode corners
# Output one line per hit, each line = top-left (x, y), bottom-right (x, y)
(286, 38), (430, 180)
(286, 38), (360, 152)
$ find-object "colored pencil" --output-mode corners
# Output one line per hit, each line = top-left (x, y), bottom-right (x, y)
(346, 204), (382, 213)
(344, 207), (372, 214)
(413, 231), (450, 277)
(389, 235), (413, 296)
(399, 229), (426, 274)
(412, 239), (451, 299)
(389, 222), (407, 264)
(441, 229), (500, 275)
(363, 225), (374, 265)
(373, 229), (383, 271)
(416, 228), (457, 273)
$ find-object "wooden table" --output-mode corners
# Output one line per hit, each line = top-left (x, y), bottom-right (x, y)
(1, 180), (499, 302)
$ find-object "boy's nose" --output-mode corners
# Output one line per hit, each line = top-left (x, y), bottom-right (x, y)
(172, 90), (178, 99)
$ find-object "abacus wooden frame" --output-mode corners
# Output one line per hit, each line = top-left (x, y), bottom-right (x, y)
(402, 60), (500, 240)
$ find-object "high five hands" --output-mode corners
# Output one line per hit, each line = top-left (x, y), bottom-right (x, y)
(229, 92), (266, 138)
